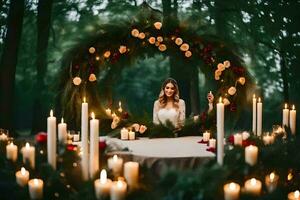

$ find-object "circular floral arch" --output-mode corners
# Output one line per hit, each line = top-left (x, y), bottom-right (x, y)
(58, 4), (255, 129)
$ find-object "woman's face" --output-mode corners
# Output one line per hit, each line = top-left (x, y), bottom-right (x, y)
(164, 82), (176, 98)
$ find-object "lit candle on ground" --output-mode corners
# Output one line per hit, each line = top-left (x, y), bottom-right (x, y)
(288, 190), (300, 200)
(252, 94), (257, 135)
(108, 155), (123, 176)
(124, 162), (139, 189)
(58, 118), (67, 144)
(120, 128), (129, 140)
(244, 178), (262, 195)
(233, 133), (243, 146)
(106, 108), (112, 117)
(223, 182), (240, 200)
(203, 131), (210, 142)
(128, 130), (135, 140)
(245, 145), (258, 166)
(6, 142), (18, 162)
(94, 169), (112, 199)
(217, 97), (225, 165)
(90, 112), (99, 179)
(47, 109), (56, 169)
(15, 167), (29, 187)
(22, 142), (35, 169)
(110, 180), (127, 200)
(118, 101), (123, 113)
(283, 103), (289, 129)
(265, 172), (279, 193)
(263, 133), (275, 145)
(209, 138), (216, 148)
(81, 97), (89, 181)
(290, 105), (296, 135)
(257, 98), (263, 137)
(28, 179), (43, 199)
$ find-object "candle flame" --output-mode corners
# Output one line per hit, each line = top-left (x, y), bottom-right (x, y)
(91, 112), (95, 119)
(250, 178), (257, 185)
(288, 173), (293, 181)
(285, 103), (288, 109)
(258, 97), (261, 103)
(229, 182), (236, 190)
(21, 167), (26, 175)
(292, 105), (295, 110)
(270, 172), (275, 181)
(119, 101), (122, 107)
(219, 97), (222, 103)
(209, 91), (212, 94)
(25, 142), (30, 148)
(113, 155), (118, 162)
(61, 118), (64, 123)
(50, 109), (53, 117)
(295, 190), (300, 198)
(100, 169), (107, 184)
(83, 97), (86, 103)
(10, 142), (14, 146)
(117, 180), (123, 188)
(253, 94), (256, 98)
(34, 179), (39, 185)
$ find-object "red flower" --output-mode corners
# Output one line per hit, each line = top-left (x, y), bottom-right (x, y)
(99, 140), (107, 150)
(35, 132), (47, 144)
(206, 147), (216, 153)
(242, 139), (256, 147)
(66, 144), (77, 151)
(121, 112), (129, 119)
(228, 135), (234, 145)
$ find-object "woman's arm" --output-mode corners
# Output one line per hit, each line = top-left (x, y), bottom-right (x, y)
(178, 99), (186, 127)
(207, 92), (214, 113)
(153, 101), (160, 124)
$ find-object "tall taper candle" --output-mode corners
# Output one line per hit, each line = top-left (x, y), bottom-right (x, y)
(252, 95), (257, 135)
(47, 110), (56, 169)
(217, 97), (224, 165)
(58, 118), (67, 144)
(81, 97), (89, 180)
(257, 98), (262, 137)
(283, 103), (289, 129)
(90, 112), (99, 179)
(290, 105), (296, 135)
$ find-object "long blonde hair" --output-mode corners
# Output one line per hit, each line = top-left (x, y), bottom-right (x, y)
(158, 78), (180, 109)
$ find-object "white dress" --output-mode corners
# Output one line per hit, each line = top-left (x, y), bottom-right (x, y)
(153, 99), (186, 128)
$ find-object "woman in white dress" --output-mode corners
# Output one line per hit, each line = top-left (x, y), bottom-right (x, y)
(153, 78), (214, 128)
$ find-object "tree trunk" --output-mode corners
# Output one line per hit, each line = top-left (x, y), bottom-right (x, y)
(0, 0), (25, 134)
(190, 66), (200, 115)
(279, 51), (289, 102)
(31, 0), (53, 134)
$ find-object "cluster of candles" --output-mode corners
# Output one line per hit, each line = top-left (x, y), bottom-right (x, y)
(105, 101), (123, 117)
(94, 155), (139, 200)
(282, 103), (297, 134)
(202, 131), (216, 148)
(120, 128), (135, 140)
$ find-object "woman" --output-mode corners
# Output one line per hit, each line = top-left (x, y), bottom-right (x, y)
(153, 78), (214, 128)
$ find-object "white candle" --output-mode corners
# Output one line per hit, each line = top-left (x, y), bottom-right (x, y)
(244, 178), (262, 195)
(290, 105), (296, 135)
(6, 142), (18, 162)
(90, 112), (99, 179)
(28, 179), (43, 199)
(58, 118), (67, 144)
(128, 131), (135, 140)
(283, 103), (289, 129)
(265, 172), (279, 193)
(106, 108), (112, 117)
(110, 180), (127, 200)
(252, 95), (257, 135)
(223, 182), (240, 200)
(47, 109), (56, 169)
(73, 133), (80, 142)
(118, 101), (123, 113)
(124, 162), (139, 188)
(108, 155), (123, 176)
(120, 128), (129, 140)
(233, 133), (243, 146)
(209, 138), (216, 148)
(94, 169), (112, 199)
(288, 190), (300, 200)
(22, 142), (35, 169)
(263, 133), (275, 145)
(81, 97), (89, 180)
(257, 98), (263, 137)
(245, 145), (258, 166)
(217, 97), (225, 165)
(203, 131), (210, 142)
(15, 167), (29, 187)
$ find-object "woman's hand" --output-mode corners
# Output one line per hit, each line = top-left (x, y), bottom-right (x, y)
(207, 92), (214, 103)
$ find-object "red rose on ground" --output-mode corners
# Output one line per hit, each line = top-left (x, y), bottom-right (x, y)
(228, 135), (234, 145)
(99, 140), (107, 150)
(242, 139), (256, 147)
(35, 132), (47, 144)
(67, 144), (77, 151)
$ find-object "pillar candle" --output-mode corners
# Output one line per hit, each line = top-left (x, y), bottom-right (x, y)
(15, 167), (29, 187)
(263, 134), (275, 145)
(283, 103), (289, 129)
(108, 155), (123, 176)
(90, 112), (99, 179)
(203, 131), (210, 142)
(28, 179), (43, 199)
(47, 110), (56, 170)
(223, 182), (240, 200)
(245, 145), (258, 166)
(290, 105), (296, 135)
(94, 169), (112, 199)
(81, 97), (89, 180)
(257, 98), (263, 137)
(252, 95), (257, 135)
(110, 180), (127, 200)
(22, 143), (35, 169)
(124, 162), (139, 188)
(217, 97), (225, 165)
(244, 178), (262, 195)
(288, 190), (300, 200)
(120, 128), (129, 140)
(265, 172), (279, 193)
(128, 131), (135, 140)
(6, 142), (18, 162)
(58, 118), (67, 144)
(233, 133), (243, 146)
(209, 138), (216, 148)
